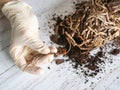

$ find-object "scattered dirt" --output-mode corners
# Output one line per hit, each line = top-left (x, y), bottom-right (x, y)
(50, 0), (120, 77)
(55, 59), (65, 65)
(109, 49), (120, 55)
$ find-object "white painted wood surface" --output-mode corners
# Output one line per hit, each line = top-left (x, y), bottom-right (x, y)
(0, 0), (120, 90)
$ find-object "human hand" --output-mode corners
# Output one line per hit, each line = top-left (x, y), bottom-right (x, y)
(10, 44), (57, 75)
(2, 0), (57, 74)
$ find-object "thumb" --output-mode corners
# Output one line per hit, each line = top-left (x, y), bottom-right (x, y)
(26, 39), (50, 54)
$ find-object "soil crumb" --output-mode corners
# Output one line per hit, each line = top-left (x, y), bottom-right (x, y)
(109, 49), (120, 55)
(55, 59), (65, 65)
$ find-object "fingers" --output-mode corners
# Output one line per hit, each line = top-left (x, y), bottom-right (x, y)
(26, 38), (50, 54)
(49, 46), (57, 53)
(23, 53), (54, 74)
(34, 46), (57, 67)
(9, 45), (25, 63)
(15, 57), (44, 75)
(34, 53), (54, 67)
(24, 65), (44, 75)
(15, 56), (44, 75)
(9, 45), (44, 75)
(10, 43), (57, 74)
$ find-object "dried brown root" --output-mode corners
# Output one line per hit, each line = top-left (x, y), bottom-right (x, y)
(51, 0), (120, 55)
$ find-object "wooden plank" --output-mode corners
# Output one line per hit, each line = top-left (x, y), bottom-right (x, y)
(0, 0), (120, 90)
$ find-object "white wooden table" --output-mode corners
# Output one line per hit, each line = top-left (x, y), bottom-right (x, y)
(0, 0), (120, 90)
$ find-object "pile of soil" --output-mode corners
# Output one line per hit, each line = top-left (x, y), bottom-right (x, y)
(50, 0), (120, 76)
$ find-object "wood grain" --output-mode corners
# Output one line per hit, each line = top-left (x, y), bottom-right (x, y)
(0, 0), (120, 90)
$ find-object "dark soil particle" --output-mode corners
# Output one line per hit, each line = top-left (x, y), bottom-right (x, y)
(117, 77), (119, 79)
(109, 49), (120, 55)
(96, 51), (105, 57)
(48, 67), (51, 69)
(55, 59), (65, 65)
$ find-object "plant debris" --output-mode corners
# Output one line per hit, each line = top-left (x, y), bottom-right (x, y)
(50, 0), (120, 76)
